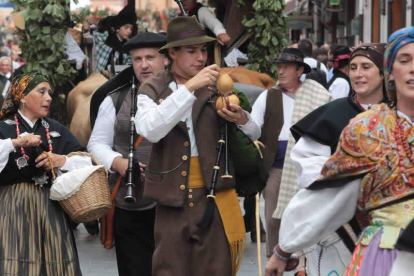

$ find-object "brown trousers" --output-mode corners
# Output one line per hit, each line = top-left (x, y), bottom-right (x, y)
(263, 167), (282, 257)
(152, 188), (232, 276)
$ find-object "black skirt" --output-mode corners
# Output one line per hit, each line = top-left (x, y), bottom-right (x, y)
(0, 183), (82, 276)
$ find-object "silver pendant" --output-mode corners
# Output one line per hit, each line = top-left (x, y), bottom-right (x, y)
(32, 173), (49, 187)
(15, 156), (28, 169)
(49, 131), (61, 138)
(4, 119), (15, 125)
(41, 119), (50, 129)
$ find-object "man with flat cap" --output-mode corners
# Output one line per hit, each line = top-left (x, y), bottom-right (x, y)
(135, 16), (260, 276)
(88, 31), (168, 276)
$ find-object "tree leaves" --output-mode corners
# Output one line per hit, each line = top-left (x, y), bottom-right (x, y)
(10, 0), (78, 89)
(238, 0), (288, 76)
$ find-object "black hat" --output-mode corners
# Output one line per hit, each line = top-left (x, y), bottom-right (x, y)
(332, 45), (351, 69)
(332, 45), (351, 58)
(123, 32), (167, 52)
(113, 4), (137, 29)
(271, 48), (311, 74)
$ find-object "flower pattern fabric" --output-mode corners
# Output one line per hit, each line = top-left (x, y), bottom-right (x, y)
(318, 103), (414, 213)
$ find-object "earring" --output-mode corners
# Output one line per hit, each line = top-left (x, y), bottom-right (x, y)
(22, 102), (26, 108)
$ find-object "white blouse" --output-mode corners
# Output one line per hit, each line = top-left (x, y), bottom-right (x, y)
(279, 178), (360, 253)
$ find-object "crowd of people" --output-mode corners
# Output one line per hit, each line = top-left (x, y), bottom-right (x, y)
(1, 1), (414, 276)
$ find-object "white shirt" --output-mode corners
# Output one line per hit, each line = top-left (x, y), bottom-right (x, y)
(87, 96), (122, 172)
(250, 89), (294, 140)
(197, 7), (226, 36)
(134, 82), (260, 156)
(279, 178), (360, 253)
(329, 77), (350, 99)
(0, 110), (91, 173)
(291, 136), (331, 188)
(1, 71), (11, 98)
(300, 57), (329, 82)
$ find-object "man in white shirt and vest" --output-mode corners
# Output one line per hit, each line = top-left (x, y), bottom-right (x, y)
(88, 32), (168, 276)
(135, 16), (260, 275)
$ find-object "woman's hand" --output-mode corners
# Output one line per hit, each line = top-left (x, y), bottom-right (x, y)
(35, 152), (66, 171)
(12, 134), (42, 148)
(265, 255), (287, 276)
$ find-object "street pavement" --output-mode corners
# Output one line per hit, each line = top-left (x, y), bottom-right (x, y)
(75, 196), (295, 275)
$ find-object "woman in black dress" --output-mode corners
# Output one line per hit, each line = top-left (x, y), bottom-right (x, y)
(0, 72), (92, 275)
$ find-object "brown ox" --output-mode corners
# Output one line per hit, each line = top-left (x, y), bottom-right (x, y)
(67, 73), (108, 146)
(67, 67), (275, 146)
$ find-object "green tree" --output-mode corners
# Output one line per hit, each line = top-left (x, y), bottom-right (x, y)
(11, 0), (79, 124)
(239, 0), (288, 75)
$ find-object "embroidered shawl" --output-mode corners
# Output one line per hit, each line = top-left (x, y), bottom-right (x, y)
(310, 103), (414, 212)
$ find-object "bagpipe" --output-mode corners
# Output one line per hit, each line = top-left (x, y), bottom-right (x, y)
(197, 74), (268, 229)
(170, 0), (268, 226)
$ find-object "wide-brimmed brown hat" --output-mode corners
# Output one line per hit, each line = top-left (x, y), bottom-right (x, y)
(270, 48), (311, 74)
(159, 16), (216, 52)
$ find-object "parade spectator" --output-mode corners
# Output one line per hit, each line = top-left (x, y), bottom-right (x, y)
(313, 47), (328, 65)
(298, 39), (328, 87)
(297, 39), (329, 84)
(327, 45), (351, 99)
(0, 56), (12, 100)
(0, 41), (10, 57)
(88, 32), (168, 276)
(10, 50), (21, 70)
(94, 4), (136, 72)
(180, 0), (231, 45)
(250, 48), (332, 261)
(0, 71), (92, 275)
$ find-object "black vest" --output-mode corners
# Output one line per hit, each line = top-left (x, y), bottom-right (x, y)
(259, 88), (284, 171)
(109, 86), (155, 211)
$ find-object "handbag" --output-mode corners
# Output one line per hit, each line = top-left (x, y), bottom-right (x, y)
(100, 135), (144, 249)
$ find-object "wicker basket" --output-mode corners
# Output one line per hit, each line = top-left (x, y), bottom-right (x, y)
(58, 152), (111, 223)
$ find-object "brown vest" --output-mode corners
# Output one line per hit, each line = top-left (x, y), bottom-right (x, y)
(260, 87), (284, 171)
(139, 71), (235, 207)
(109, 85), (155, 211)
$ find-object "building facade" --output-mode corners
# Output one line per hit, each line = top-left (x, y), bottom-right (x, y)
(89, 0), (177, 12)
(286, 0), (414, 46)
